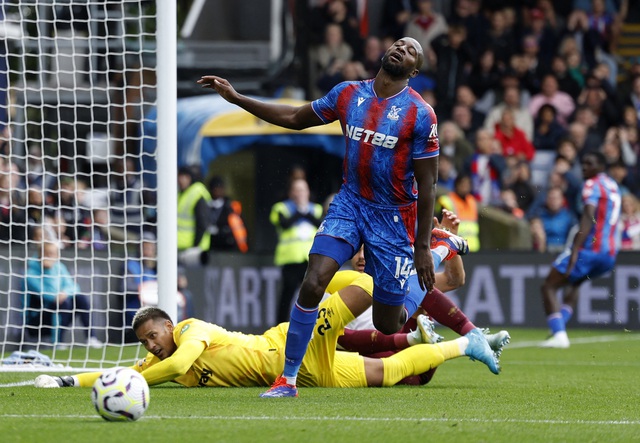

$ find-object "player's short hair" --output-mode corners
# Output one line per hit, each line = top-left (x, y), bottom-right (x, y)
(132, 306), (173, 331)
(583, 150), (607, 167)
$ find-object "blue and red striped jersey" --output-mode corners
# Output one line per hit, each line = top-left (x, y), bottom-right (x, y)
(582, 172), (621, 256)
(312, 79), (439, 207)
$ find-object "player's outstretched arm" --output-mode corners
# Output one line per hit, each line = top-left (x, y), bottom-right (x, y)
(138, 340), (205, 386)
(35, 371), (109, 388)
(197, 75), (323, 130)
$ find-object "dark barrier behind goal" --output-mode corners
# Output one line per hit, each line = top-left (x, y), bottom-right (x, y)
(1, 249), (638, 342)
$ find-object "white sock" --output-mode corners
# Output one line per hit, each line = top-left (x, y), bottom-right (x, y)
(432, 245), (450, 261)
(406, 329), (422, 346)
(285, 376), (297, 386)
(456, 337), (470, 355)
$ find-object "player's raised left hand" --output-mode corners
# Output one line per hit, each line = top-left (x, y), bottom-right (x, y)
(197, 76), (240, 104)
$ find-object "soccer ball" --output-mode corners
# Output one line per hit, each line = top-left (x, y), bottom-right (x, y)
(91, 367), (150, 422)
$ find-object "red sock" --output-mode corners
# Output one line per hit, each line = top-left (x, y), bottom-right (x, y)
(422, 288), (476, 336)
(395, 368), (438, 386)
(397, 375), (423, 385)
(401, 317), (417, 333)
(338, 329), (410, 354)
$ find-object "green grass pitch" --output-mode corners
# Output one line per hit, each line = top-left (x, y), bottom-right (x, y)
(1, 328), (639, 443)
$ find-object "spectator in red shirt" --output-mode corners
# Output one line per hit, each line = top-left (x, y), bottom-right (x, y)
(494, 108), (536, 161)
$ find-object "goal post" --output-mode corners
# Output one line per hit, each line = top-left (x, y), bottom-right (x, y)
(0, 1), (177, 370)
(155, 1), (178, 323)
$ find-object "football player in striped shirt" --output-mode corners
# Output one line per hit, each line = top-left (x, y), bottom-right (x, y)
(540, 151), (621, 348)
(197, 37), (466, 397)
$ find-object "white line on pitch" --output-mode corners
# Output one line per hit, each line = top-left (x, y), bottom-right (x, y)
(0, 380), (34, 388)
(505, 360), (640, 367)
(508, 334), (640, 349)
(1, 414), (639, 426)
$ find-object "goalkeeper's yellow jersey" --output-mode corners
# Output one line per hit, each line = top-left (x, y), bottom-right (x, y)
(134, 270), (372, 388)
(134, 318), (289, 387)
(76, 270), (372, 388)
(139, 270), (372, 387)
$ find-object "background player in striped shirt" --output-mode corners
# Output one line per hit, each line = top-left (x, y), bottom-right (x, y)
(540, 151), (621, 348)
(197, 37), (469, 397)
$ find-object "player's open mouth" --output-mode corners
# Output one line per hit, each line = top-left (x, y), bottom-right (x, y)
(390, 53), (402, 62)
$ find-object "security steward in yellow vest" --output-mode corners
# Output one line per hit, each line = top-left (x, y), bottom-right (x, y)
(270, 178), (323, 323)
(436, 174), (480, 252)
(177, 166), (212, 264)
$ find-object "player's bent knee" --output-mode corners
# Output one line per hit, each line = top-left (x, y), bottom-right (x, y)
(371, 301), (405, 334)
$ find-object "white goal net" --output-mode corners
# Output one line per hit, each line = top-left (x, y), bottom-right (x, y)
(0, 1), (168, 370)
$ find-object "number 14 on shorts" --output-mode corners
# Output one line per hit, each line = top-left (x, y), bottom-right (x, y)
(394, 256), (412, 280)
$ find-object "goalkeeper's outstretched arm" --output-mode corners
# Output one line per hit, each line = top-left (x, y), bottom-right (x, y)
(35, 372), (105, 388)
(34, 339), (205, 388)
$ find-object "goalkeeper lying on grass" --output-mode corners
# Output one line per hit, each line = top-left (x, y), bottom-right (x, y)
(36, 269), (507, 394)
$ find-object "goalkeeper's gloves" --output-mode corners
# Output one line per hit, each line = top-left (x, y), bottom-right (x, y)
(34, 374), (78, 388)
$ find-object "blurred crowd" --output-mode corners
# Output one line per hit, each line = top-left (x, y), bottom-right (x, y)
(0, 0), (639, 255)
(305, 0), (640, 252)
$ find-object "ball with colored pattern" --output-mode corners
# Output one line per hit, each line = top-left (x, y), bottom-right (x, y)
(91, 367), (150, 421)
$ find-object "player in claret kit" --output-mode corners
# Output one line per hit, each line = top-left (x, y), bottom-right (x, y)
(198, 37), (454, 397)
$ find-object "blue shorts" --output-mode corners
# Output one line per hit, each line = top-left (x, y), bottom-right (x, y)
(553, 248), (616, 284)
(310, 188), (416, 306)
